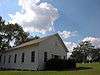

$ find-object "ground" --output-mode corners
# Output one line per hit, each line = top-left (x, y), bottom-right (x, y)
(0, 63), (100, 75)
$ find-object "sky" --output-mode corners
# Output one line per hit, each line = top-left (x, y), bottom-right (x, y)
(0, 0), (100, 52)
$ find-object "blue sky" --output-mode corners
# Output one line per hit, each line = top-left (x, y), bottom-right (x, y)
(47, 0), (100, 38)
(0, 0), (100, 50)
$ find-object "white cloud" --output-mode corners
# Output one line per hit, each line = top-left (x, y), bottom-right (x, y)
(64, 42), (77, 52)
(9, 0), (59, 34)
(58, 30), (78, 52)
(82, 37), (100, 48)
(58, 31), (77, 39)
(64, 41), (77, 58)
(10, 39), (15, 47)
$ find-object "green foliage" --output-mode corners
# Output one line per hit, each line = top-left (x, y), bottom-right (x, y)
(91, 48), (100, 62)
(0, 16), (29, 51)
(71, 41), (95, 63)
(0, 16), (41, 52)
(45, 58), (76, 70)
(0, 16), (10, 51)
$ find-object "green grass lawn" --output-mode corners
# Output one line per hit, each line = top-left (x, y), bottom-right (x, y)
(0, 63), (100, 75)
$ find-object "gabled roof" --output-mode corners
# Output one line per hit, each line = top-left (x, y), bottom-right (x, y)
(7, 33), (68, 52)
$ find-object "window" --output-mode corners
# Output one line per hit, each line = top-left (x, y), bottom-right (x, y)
(44, 52), (47, 62)
(8, 55), (11, 63)
(31, 51), (35, 62)
(21, 53), (24, 63)
(51, 54), (54, 59)
(4, 56), (6, 64)
(0, 55), (2, 63)
(63, 56), (65, 60)
(54, 55), (59, 59)
(14, 54), (17, 63)
(51, 54), (60, 59)
(54, 55), (61, 59)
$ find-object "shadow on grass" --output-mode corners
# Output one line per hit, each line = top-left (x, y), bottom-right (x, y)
(76, 67), (93, 70)
(0, 67), (93, 71)
(44, 67), (93, 71)
(0, 69), (33, 71)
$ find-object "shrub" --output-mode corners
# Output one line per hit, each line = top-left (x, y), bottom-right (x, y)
(45, 58), (76, 70)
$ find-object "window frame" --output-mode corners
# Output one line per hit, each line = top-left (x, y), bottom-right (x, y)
(0, 55), (2, 63)
(21, 53), (25, 63)
(14, 54), (17, 63)
(44, 52), (47, 62)
(31, 51), (35, 62)
(8, 55), (11, 63)
(4, 55), (6, 64)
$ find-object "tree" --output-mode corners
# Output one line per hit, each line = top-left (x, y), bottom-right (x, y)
(0, 16), (41, 52)
(71, 41), (95, 63)
(91, 48), (100, 62)
(0, 16), (29, 51)
(0, 16), (10, 51)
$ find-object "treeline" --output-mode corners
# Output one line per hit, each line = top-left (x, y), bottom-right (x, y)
(71, 41), (100, 63)
(0, 16), (39, 51)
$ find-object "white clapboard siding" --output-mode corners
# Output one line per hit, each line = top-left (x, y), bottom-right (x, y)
(0, 33), (68, 70)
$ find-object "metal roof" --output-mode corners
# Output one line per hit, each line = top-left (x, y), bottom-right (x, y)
(6, 33), (68, 52)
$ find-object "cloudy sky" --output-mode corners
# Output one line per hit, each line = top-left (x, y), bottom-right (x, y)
(0, 0), (100, 51)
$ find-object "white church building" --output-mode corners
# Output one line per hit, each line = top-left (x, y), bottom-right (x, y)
(0, 33), (68, 70)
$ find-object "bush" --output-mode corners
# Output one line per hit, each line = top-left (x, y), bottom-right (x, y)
(45, 58), (76, 70)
